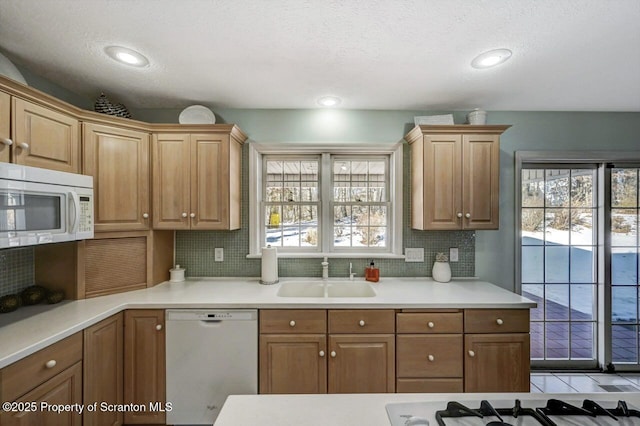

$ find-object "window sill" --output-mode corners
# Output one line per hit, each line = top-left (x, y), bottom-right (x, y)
(246, 252), (406, 259)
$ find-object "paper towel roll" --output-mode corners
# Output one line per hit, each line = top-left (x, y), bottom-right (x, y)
(260, 245), (279, 285)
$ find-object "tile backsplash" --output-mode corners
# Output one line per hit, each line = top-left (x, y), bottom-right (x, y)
(0, 247), (34, 297)
(175, 143), (475, 278)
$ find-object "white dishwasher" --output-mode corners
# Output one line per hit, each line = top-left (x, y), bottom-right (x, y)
(166, 309), (258, 425)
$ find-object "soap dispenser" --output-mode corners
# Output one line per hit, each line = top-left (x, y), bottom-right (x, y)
(365, 260), (379, 283)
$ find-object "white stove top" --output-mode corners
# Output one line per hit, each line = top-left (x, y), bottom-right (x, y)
(386, 398), (640, 426)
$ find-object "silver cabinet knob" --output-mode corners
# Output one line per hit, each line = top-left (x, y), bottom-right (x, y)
(496, 318), (504, 325)
(0, 137), (12, 146)
(156, 324), (163, 331)
(319, 350), (325, 357)
(45, 360), (57, 369)
(427, 321), (435, 329)
(359, 320), (365, 327)
(18, 142), (29, 150)
(428, 355), (435, 362)
(457, 212), (463, 218)
(465, 213), (471, 219)
(468, 350), (475, 357)
(182, 212), (188, 218)
(190, 213), (196, 218)
(330, 351), (336, 358)
(289, 320), (296, 327)
(142, 213), (149, 219)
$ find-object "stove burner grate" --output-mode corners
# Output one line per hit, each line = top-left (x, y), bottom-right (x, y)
(435, 399), (552, 426)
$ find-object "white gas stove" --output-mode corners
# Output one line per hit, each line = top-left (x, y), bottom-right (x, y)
(386, 397), (640, 426)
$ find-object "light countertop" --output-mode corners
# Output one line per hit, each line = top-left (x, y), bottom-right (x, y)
(214, 392), (640, 426)
(0, 277), (534, 369)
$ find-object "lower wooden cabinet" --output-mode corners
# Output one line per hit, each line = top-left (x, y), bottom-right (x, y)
(464, 333), (530, 392)
(463, 309), (530, 392)
(259, 334), (327, 394)
(1, 362), (83, 426)
(83, 313), (123, 426)
(124, 309), (166, 424)
(0, 332), (83, 425)
(328, 334), (395, 393)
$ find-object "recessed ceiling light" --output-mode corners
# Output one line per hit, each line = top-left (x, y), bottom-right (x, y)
(317, 96), (341, 107)
(105, 46), (149, 67)
(471, 49), (512, 69)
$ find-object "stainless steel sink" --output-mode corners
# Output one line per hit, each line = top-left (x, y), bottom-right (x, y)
(276, 280), (376, 298)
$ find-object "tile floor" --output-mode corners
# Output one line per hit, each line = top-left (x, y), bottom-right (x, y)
(531, 372), (640, 393)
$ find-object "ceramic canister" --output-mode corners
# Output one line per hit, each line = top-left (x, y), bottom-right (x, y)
(170, 265), (185, 282)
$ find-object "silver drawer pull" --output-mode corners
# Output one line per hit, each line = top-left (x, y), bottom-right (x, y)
(428, 355), (435, 362)
(468, 350), (475, 357)
(143, 213), (149, 219)
(156, 324), (163, 331)
(359, 320), (365, 327)
(289, 320), (296, 327)
(182, 212), (188, 218)
(496, 318), (504, 325)
(319, 351), (325, 357)
(427, 321), (435, 328)
(18, 142), (29, 150)
(330, 351), (336, 358)
(0, 137), (12, 146)
(45, 360), (57, 369)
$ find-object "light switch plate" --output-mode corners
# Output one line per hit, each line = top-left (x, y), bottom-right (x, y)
(214, 248), (224, 262)
(450, 247), (459, 262)
(405, 248), (424, 262)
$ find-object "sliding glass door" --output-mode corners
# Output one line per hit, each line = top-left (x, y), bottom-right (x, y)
(610, 167), (640, 367)
(520, 166), (598, 368)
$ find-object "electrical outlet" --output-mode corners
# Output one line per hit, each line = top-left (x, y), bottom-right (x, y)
(404, 248), (424, 262)
(214, 248), (224, 262)
(449, 247), (459, 262)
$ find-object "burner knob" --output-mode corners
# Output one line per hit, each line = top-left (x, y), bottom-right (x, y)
(496, 318), (504, 325)
(427, 354), (434, 362)
(468, 350), (475, 357)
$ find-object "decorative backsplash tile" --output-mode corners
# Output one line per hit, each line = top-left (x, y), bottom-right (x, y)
(0, 247), (34, 297)
(175, 143), (475, 278)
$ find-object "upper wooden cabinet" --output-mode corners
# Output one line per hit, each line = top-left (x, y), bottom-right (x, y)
(405, 125), (509, 230)
(83, 122), (150, 232)
(12, 97), (80, 173)
(152, 125), (247, 230)
(0, 90), (10, 162)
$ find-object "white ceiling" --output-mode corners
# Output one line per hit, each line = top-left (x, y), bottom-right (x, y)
(0, 0), (639, 111)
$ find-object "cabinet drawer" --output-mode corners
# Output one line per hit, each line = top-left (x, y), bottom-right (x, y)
(1, 333), (82, 402)
(397, 312), (463, 333)
(464, 309), (529, 333)
(260, 310), (326, 333)
(328, 309), (395, 334)
(396, 334), (463, 378)
(397, 378), (464, 393)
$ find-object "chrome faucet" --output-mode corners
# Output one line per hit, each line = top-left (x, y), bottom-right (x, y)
(321, 257), (329, 280)
(349, 262), (356, 280)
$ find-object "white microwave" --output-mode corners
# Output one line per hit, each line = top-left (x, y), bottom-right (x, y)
(0, 163), (94, 248)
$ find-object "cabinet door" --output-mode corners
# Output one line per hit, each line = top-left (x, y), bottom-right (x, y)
(83, 123), (150, 232)
(152, 133), (190, 229)
(328, 334), (395, 393)
(462, 134), (500, 229)
(422, 134), (462, 230)
(190, 133), (230, 229)
(464, 333), (530, 392)
(12, 97), (79, 173)
(84, 313), (124, 426)
(1, 362), (83, 426)
(0, 90), (9, 162)
(259, 334), (327, 394)
(124, 310), (166, 424)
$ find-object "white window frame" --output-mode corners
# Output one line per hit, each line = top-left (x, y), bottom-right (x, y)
(248, 142), (404, 258)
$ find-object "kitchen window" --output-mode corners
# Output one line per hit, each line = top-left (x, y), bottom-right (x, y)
(248, 143), (403, 258)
